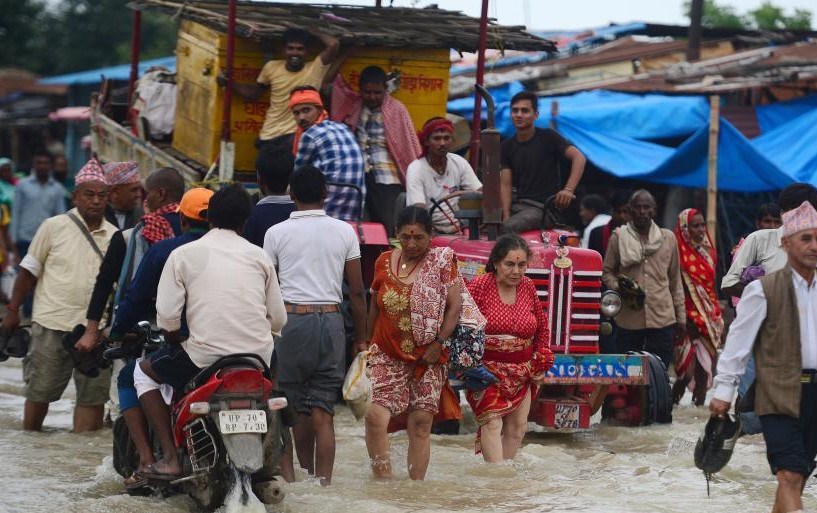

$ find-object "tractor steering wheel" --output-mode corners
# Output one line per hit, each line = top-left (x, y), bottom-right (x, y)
(540, 194), (575, 231)
(428, 191), (468, 236)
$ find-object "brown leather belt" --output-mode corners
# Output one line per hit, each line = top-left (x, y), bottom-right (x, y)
(285, 303), (340, 314)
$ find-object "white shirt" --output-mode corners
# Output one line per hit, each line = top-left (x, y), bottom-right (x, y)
(263, 210), (360, 304)
(156, 229), (286, 368)
(721, 228), (788, 289)
(712, 268), (817, 403)
(581, 213), (611, 249)
(405, 153), (482, 233)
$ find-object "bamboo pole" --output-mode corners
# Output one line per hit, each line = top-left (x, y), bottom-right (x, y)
(707, 95), (720, 245)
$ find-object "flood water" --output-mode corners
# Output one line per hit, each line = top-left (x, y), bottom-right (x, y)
(0, 358), (813, 513)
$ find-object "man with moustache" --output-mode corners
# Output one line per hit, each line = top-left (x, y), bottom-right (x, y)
(290, 86), (365, 221)
(601, 189), (685, 369)
(220, 27), (339, 155)
(2, 159), (117, 432)
(710, 200), (817, 513)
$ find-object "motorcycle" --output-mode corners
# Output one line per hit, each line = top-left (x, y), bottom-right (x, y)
(107, 321), (289, 510)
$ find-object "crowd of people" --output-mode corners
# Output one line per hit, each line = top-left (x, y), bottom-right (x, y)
(0, 24), (814, 513)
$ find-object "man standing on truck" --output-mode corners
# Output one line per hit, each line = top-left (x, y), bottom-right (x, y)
(331, 65), (422, 236)
(500, 91), (586, 233)
(601, 190), (685, 370)
(710, 199), (817, 513)
(219, 27), (339, 155)
(290, 86), (365, 221)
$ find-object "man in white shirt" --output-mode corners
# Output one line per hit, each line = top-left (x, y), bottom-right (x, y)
(263, 165), (367, 486)
(710, 200), (817, 513)
(579, 194), (611, 249)
(134, 185), (287, 479)
(720, 183), (817, 436)
(405, 117), (482, 234)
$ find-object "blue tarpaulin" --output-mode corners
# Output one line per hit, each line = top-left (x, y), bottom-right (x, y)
(38, 56), (176, 85)
(449, 88), (817, 192)
(756, 93), (817, 132)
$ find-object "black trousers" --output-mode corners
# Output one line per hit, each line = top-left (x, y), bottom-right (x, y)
(615, 326), (674, 370)
(365, 173), (402, 237)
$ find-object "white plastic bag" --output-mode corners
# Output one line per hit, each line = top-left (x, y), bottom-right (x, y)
(342, 350), (371, 421)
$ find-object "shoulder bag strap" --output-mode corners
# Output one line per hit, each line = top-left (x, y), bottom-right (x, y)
(65, 211), (104, 260)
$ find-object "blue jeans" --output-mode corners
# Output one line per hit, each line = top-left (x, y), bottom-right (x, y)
(738, 356), (762, 435)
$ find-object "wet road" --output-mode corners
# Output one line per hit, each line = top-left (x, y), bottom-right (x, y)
(0, 358), (813, 513)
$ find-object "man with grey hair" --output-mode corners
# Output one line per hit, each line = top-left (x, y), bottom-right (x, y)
(601, 190), (685, 368)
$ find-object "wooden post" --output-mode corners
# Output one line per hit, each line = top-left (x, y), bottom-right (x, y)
(707, 95), (719, 245)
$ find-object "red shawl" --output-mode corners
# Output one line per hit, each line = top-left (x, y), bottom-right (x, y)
(330, 74), (422, 183)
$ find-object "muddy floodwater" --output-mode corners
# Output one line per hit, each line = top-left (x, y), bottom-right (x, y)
(0, 358), (814, 513)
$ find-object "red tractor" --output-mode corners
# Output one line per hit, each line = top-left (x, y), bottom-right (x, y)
(427, 86), (672, 430)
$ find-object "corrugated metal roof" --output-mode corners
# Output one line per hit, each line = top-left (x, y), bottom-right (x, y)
(37, 56), (176, 86)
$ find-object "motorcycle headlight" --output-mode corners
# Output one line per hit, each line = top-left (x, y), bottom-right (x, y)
(600, 290), (622, 318)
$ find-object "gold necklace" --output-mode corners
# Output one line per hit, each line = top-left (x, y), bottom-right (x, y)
(397, 251), (423, 279)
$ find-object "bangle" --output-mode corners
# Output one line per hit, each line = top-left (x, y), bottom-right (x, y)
(563, 187), (574, 193)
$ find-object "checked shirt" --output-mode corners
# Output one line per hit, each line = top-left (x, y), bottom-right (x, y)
(295, 120), (366, 221)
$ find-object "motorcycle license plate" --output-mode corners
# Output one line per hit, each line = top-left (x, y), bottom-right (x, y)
(218, 410), (267, 434)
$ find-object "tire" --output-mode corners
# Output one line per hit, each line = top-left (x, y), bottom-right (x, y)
(187, 463), (232, 512)
(112, 416), (139, 478)
(638, 351), (673, 425)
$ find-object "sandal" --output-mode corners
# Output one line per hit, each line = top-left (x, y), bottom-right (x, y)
(137, 463), (183, 481)
(124, 473), (149, 490)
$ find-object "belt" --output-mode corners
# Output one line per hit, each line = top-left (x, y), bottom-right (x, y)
(802, 369), (817, 383)
(285, 303), (340, 314)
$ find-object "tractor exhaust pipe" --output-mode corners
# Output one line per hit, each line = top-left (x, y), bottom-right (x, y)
(476, 84), (501, 241)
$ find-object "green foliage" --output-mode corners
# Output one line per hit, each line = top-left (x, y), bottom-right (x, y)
(750, 2), (813, 30)
(1, 0), (177, 76)
(683, 0), (812, 30)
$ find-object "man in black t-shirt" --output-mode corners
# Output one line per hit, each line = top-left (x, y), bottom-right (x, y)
(500, 91), (586, 233)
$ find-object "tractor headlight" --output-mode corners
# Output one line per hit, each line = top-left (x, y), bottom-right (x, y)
(600, 290), (622, 318)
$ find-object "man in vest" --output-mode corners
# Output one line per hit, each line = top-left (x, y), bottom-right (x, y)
(710, 200), (817, 513)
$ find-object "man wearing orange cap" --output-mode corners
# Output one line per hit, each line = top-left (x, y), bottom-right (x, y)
(290, 86), (365, 221)
(2, 158), (118, 432)
(711, 200), (817, 513)
(107, 188), (213, 490)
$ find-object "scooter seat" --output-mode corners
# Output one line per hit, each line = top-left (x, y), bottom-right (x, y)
(184, 353), (271, 393)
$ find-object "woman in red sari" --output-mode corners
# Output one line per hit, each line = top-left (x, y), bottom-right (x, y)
(672, 208), (724, 406)
(364, 206), (464, 480)
(466, 234), (554, 462)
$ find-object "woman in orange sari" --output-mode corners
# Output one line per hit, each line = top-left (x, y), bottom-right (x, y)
(672, 208), (724, 406)
(465, 234), (553, 462)
(364, 206), (464, 480)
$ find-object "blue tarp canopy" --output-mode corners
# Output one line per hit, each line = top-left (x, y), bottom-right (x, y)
(449, 88), (817, 192)
(38, 56), (176, 86)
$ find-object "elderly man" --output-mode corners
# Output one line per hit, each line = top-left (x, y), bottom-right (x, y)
(331, 66), (422, 235)
(602, 190), (685, 369)
(2, 159), (117, 432)
(711, 200), (817, 513)
(405, 117), (482, 234)
(290, 86), (365, 221)
(500, 91), (586, 233)
(103, 161), (143, 230)
(221, 27), (339, 154)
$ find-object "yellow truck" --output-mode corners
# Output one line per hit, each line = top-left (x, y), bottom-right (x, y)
(91, 0), (553, 184)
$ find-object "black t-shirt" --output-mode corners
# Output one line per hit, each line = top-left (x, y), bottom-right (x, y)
(500, 128), (570, 202)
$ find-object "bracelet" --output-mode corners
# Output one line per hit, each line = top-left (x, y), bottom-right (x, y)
(563, 187), (574, 193)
